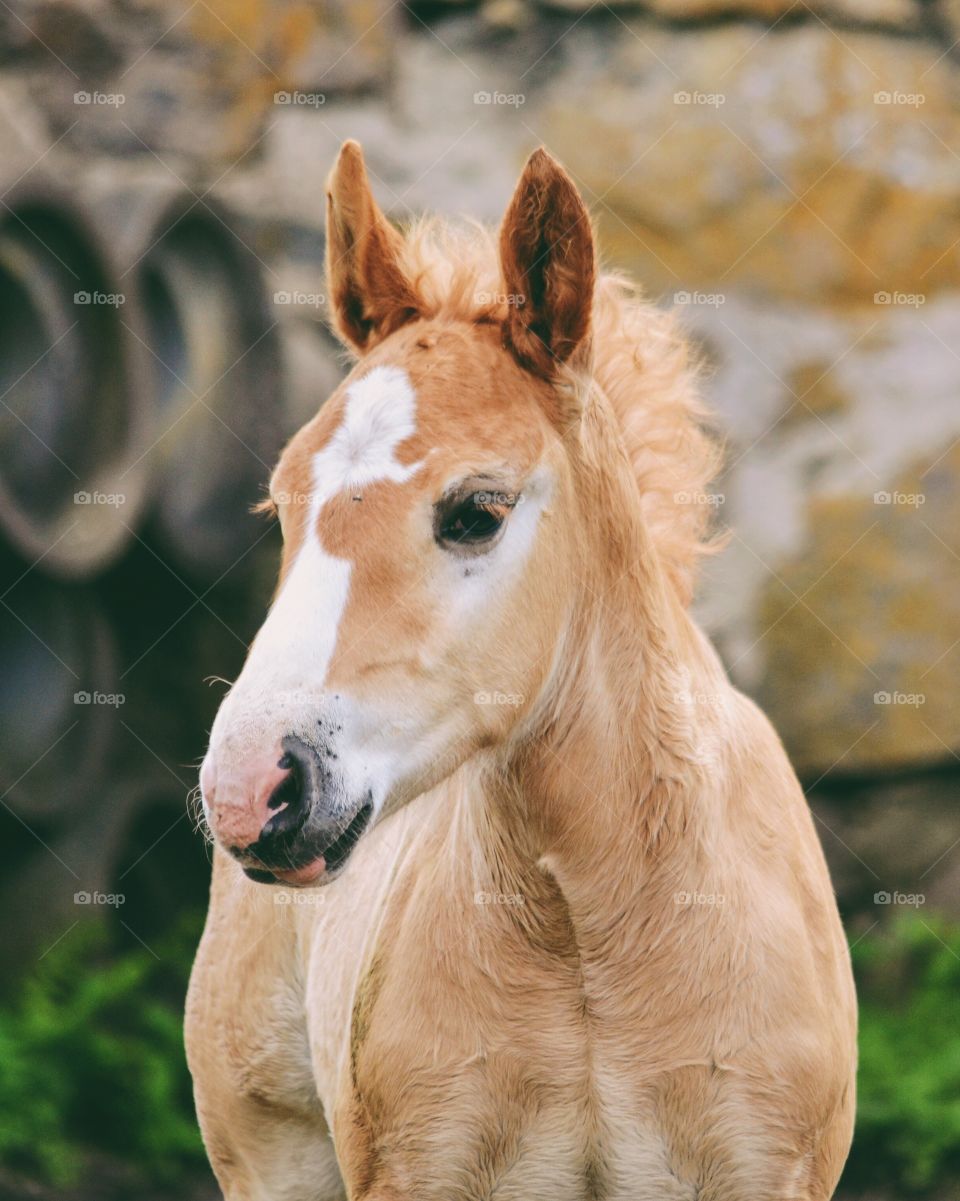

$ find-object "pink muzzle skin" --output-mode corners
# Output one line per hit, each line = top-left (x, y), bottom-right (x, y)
(200, 745), (293, 852)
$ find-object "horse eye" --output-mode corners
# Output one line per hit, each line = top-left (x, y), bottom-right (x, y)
(436, 492), (511, 550)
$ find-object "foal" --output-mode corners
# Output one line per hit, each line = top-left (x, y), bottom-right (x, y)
(187, 141), (857, 1201)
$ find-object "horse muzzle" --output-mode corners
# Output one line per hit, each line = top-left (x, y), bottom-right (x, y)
(200, 733), (374, 886)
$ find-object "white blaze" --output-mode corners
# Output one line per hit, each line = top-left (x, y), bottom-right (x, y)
(217, 365), (422, 708)
(313, 364), (424, 502)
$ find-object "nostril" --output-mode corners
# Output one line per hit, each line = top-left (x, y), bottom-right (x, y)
(266, 753), (295, 810)
(261, 752), (308, 840)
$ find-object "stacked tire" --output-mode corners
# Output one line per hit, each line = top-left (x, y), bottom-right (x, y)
(0, 182), (285, 975)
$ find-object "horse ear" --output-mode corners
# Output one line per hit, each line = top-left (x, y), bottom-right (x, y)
(325, 141), (420, 353)
(498, 148), (596, 379)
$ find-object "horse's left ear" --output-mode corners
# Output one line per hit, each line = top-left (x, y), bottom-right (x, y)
(325, 140), (421, 353)
(499, 148), (596, 380)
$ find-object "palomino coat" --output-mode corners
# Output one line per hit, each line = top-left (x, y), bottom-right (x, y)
(186, 142), (857, 1201)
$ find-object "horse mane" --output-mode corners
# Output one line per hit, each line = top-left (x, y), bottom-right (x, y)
(396, 217), (723, 606)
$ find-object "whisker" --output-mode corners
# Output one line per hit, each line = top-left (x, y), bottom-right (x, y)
(204, 675), (234, 689)
(187, 783), (213, 844)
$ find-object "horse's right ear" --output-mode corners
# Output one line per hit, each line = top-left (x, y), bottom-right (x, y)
(325, 141), (421, 353)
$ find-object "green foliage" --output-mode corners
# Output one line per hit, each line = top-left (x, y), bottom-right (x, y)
(0, 913), (206, 1185)
(845, 913), (960, 1195)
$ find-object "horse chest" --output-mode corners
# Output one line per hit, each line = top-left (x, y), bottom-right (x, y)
(331, 928), (720, 1201)
(340, 1021), (718, 1200)
(303, 823), (829, 1200)
(340, 990), (792, 1201)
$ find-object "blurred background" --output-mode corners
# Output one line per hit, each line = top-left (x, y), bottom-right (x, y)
(0, 1), (958, 1198)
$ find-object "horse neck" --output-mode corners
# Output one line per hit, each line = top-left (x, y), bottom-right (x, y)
(472, 405), (729, 928)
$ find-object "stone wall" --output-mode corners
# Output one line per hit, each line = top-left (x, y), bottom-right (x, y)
(1, 0), (958, 930)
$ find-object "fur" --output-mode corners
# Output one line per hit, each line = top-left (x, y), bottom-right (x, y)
(186, 143), (856, 1201)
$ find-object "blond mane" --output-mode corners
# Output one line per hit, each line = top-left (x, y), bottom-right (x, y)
(392, 217), (722, 605)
